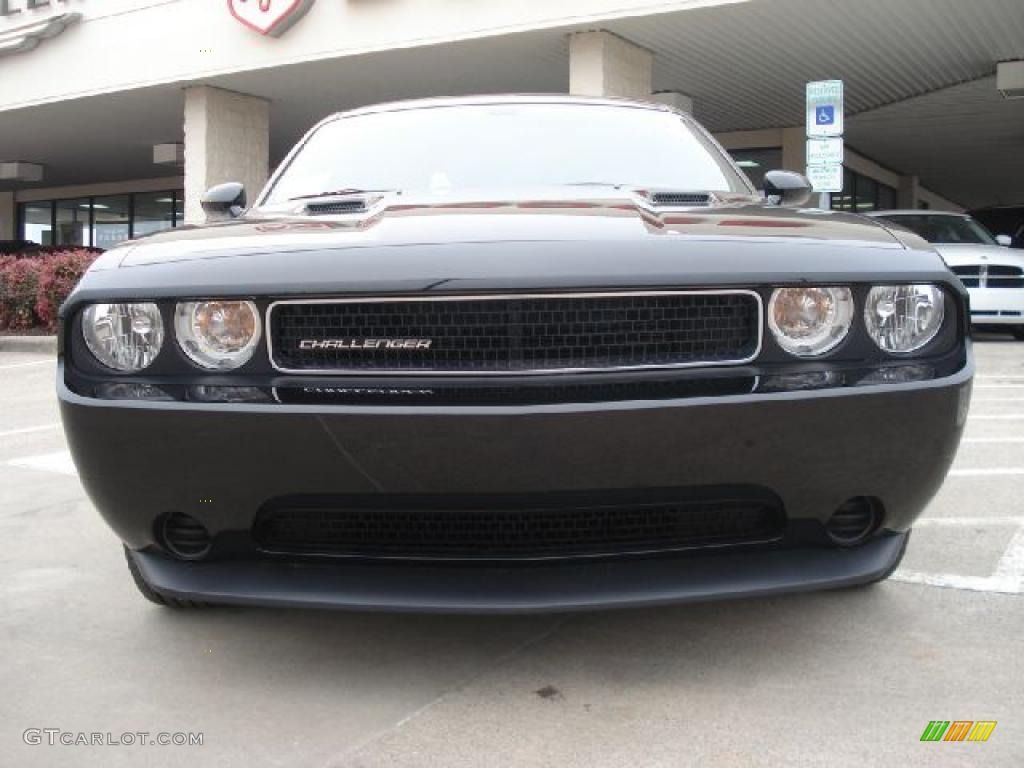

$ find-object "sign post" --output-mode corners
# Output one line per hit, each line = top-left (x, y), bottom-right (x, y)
(805, 80), (844, 207)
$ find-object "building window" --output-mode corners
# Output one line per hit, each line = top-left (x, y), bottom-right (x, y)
(134, 191), (178, 238)
(92, 195), (131, 250)
(728, 148), (782, 191)
(54, 198), (91, 248)
(17, 189), (183, 250)
(830, 168), (896, 213)
(20, 203), (53, 246)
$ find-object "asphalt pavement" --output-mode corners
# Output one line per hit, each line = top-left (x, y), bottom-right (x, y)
(1, 335), (1021, 767)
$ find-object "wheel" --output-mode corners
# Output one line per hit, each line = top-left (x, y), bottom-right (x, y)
(124, 546), (207, 609)
(1012, 326), (1024, 341)
(862, 531), (911, 585)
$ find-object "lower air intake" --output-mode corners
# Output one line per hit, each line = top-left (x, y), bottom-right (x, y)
(253, 490), (785, 561)
(161, 512), (212, 560)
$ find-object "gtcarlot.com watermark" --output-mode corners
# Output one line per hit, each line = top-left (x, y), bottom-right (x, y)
(24, 729), (203, 747)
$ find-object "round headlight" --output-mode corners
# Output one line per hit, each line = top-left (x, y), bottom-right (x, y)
(82, 302), (164, 372)
(767, 287), (853, 357)
(864, 285), (945, 354)
(175, 300), (261, 370)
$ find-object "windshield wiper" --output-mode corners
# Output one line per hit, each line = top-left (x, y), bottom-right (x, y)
(287, 189), (396, 202)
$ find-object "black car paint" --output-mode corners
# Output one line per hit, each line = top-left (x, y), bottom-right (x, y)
(58, 122), (972, 612)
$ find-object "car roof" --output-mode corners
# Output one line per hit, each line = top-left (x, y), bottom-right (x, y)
(324, 94), (678, 121)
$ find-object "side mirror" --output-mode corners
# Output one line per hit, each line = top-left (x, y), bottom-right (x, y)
(200, 182), (246, 218)
(763, 170), (813, 208)
(996, 234), (1012, 247)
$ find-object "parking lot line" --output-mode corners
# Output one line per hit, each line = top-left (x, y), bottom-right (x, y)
(0, 424), (60, 439)
(947, 468), (1024, 477)
(6, 451), (76, 476)
(961, 437), (1024, 444)
(0, 359), (53, 371)
(894, 518), (1024, 595)
(914, 516), (1024, 526)
(967, 414), (1024, 420)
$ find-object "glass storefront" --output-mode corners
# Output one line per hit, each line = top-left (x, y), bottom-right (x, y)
(830, 168), (897, 213)
(20, 202), (54, 246)
(91, 195), (132, 250)
(728, 148), (782, 191)
(17, 189), (183, 250)
(54, 198), (91, 248)
(133, 191), (178, 238)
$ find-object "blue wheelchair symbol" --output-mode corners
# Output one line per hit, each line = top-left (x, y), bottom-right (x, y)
(815, 106), (835, 125)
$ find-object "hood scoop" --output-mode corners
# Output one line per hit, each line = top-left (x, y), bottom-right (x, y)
(650, 192), (712, 207)
(306, 198), (369, 215)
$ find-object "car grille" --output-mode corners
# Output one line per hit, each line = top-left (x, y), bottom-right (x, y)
(273, 374), (757, 406)
(268, 291), (761, 374)
(252, 490), (785, 560)
(951, 264), (1024, 289)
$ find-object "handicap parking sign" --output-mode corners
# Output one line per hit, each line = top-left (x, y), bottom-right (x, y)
(806, 80), (843, 137)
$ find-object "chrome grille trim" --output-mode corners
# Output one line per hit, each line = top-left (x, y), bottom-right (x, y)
(266, 290), (764, 376)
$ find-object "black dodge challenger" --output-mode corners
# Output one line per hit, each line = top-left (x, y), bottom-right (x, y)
(58, 95), (973, 612)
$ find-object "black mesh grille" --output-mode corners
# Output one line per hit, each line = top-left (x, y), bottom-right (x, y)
(270, 293), (760, 373)
(306, 199), (367, 215)
(254, 492), (785, 560)
(651, 192), (711, 206)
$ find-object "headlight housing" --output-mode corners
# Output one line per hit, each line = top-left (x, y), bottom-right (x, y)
(767, 287), (854, 357)
(175, 300), (261, 370)
(864, 285), (945, 354)
(82, 302), (164, 372)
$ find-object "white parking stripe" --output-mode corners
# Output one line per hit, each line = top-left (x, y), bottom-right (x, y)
(948, 468), (1024, 477)
(0, 359), (53, 371)
(975, 385), (1024, 389)
(968, 414), (1024, 420)
(0, 424), (60, 439)
(894, 517), (1024, 595)
(913, 517), (1024, 526)
(975, 375), (1024, 380)
(6, 451), (76, 476)
(972, 398), (1024, 402)
(896, 529), (1024, 595)
(961, 437), (1024, 444)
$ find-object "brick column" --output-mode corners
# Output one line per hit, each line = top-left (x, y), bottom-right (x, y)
(568, 31), (652, 101)
(183, 86), (270, 224)
(0, 191), (14, 240)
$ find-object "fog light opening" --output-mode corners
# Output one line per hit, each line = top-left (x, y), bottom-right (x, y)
(160, 512), (212, 560)
(826, 497), (882, 546)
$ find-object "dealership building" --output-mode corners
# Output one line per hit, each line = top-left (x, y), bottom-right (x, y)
(1, 0), (1022, 249)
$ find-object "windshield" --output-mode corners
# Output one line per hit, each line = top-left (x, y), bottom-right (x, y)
(261, 103), (750, 205)
(879, 214), (997, 245)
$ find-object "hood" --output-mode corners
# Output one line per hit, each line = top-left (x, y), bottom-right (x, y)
(933, 243), (1024, 268)
(102, 189), (904, 270)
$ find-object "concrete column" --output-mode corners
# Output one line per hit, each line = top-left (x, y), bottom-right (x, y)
(652, 90), (694, 114)
(781, 126), (806, 175)
(0, 191), (14, 240)
(898, 175), (920, 209)
(569, 31), (652, 101)
(184, 86), (270, 224)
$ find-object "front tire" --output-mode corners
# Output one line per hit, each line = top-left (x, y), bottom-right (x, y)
(124, 547), (207, 609)
(1012, 326), (1024, 341)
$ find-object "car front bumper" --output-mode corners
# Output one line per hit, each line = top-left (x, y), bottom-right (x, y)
(968, 286), (1024, 325)
(60, 359), (972, 611)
